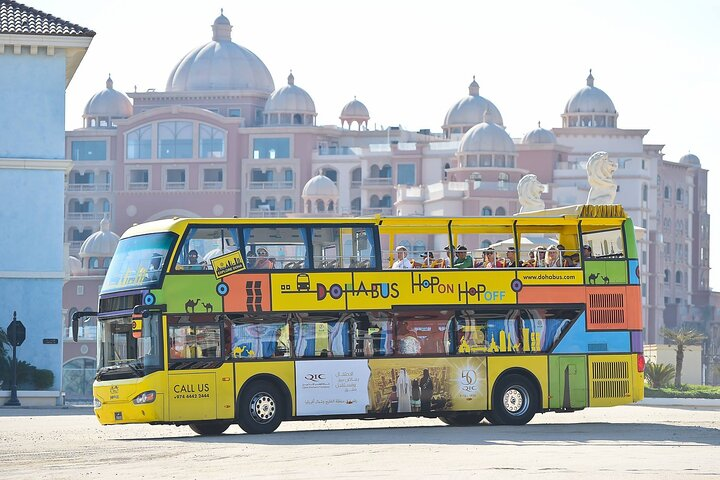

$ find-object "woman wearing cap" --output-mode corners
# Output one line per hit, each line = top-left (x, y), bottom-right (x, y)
(391, 245), (413, 269)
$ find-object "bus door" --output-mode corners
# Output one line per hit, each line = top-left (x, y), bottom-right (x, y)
(166, 324), (235, 422)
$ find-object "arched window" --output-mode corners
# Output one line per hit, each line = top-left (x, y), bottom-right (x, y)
(664, 186), (670, 199)
(293, 114), (303, 125)
(675, 270), (682, 284)
(158, 121), (193, 159)
(664, 269), (670, 283)
(282, 197), (293, 212)
(328, 200), (334, 212)
(482, 206), (492, 216)
(413, 241), (425, 254)
(322, 168), (338, 183)
(676, 188), (683, 202)
(379, 165), (392, 178)
(370, 195), (380, 208)
(642, 184), (648, 202)
(199, 124), (225, 158)
(481, 240), (492, 248)
(495, 207), (506, 216)
(316, 200), (325, 212)
(351, 168), (362, 185)
(351, 198), (361, 212)
(127, 125), (152, 160)
(379, 195), (392, 208)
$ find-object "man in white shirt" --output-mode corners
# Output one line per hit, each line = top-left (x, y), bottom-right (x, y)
(391, 245), (413, 269)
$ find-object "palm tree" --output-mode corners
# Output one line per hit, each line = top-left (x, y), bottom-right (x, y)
(644, 362), (676, 388)
(661, 327), (706, 388)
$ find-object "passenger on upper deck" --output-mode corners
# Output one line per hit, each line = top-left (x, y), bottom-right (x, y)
(482, 247), (504, 268)
(582, 245), (593, 260)
(252, 247), (275, 269)
(391, 245), (413, 269)
(452, 245), (473, 269)
(504, 246), (522, 267)
(545, 245), (562, 267)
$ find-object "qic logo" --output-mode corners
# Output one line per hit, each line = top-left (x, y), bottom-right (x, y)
(460, 369), (478, 392)
(305, 373), (326, 382)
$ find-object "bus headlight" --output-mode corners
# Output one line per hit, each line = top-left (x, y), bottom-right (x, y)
(132, 390), (156, 405)
(93, 398), (102, 409)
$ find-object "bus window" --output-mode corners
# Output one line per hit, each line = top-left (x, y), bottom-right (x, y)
(293, 314), (351, 358)
(396, 312), (451, 356)
(169, 323), (222, 360)
(353, 312), (394, 357)
(243, 226), (307, 270)
(311, 226), (376, 269)
(581, 227), (625, 259)
(516, 224), (580, 268)
(230, 319), (290, 359)
(102, 232), (176, 293)
(173, 226), (240, 272)
(455, 308), (579, 354)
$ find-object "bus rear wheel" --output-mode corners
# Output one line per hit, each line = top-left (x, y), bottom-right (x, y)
(188, 421), (231, 436)
(438, 412), (484, 426)
(237, 380), (284, 434)
(490, 374), (538, 425)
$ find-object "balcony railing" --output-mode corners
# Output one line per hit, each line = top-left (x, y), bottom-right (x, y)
(129, 182), (149, 190)
(203, 181), (224, 190)
(165, 181), (186, 190)
(66, 212), (109, 221)
(66, 183), (111, 192)
(362, 177), (393, 186)
(248, 181), (294, 190)
(350, 180), (362, 188)
(248, 209), (293, 218)
(361, 207), (393, 216)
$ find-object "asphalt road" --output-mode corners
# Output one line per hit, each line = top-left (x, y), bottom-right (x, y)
(1, 404), (719, 479)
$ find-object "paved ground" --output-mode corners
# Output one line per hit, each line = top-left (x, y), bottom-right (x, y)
(1, 404), (719, 479)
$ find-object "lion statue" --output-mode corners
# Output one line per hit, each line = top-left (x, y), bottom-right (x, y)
(586, 151), (618, 205)
(517, 174), (546, 212)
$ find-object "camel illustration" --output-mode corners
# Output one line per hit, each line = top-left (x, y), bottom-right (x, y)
(588, 273), (599, 285)
(202, 302), (213, 313)
(602, 275), (610, 285)
(185, 298), (200, 313)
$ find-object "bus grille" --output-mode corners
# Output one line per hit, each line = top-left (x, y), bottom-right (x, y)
(589, 357), (631, 405)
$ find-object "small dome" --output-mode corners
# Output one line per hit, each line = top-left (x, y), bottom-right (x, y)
(166, 12), (274, 93)
(78, 216), (120, 258)
(83, 75), (133, 119)
(67, 256), (82, 276)
(564, 70), (616, 114)
(458, 119), (516, 154)
(522, 122), (557, 144)
(264, 72), (316, 115)
(679, 153), (701, 167)
(341, 97), (370, 119)
(444, 76), (504, 131)
(302, 174), (339, 197)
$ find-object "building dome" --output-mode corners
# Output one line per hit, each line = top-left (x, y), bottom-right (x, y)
(443, 76), (504, 138)
(78, 216), (120, 259)
(562, 70), (618, 128)
(82, 75), (133, 128)
(302, 174), (339, 197)
(679, 153), (701, 167)
(340, 97), (370, 130)
(263, 72), (316, 125)
(166, 11), (274, 93)
(522, 122), (557, 144)
(458, 119), (516, 154)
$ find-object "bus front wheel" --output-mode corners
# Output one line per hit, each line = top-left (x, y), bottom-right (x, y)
(237, 380), (284, 434)
(188, 421), (231, 435)
(438, 412), (484, 426)
(489, 374), (538, 425)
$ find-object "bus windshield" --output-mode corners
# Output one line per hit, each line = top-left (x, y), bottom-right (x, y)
(102, 232), (177, 293)
(96, 313), (163, 380)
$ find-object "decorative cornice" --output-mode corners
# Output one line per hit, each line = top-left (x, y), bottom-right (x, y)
(0, 157), (72, 171)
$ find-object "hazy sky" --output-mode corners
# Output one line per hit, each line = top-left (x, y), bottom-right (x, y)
(31, 0), (720, 288)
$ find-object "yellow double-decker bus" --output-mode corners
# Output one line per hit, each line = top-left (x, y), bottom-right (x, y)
(74, 205), (644, 435)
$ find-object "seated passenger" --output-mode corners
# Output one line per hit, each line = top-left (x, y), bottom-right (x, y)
(252, 247), (275, 269)
(570, 252), (580, 265)
(524, 249), (537, 267)
(535, 246), (547, 267)
(582, 244), (593, 260)
(504, 246), (523, 267)
(483, 247), (504, 268)
(452, 245), (474, 269)
(183, 249), (207, 270)
(391, 245), (413, 269)
(419, 251), (435, 268)
(545, 245), (562, 267)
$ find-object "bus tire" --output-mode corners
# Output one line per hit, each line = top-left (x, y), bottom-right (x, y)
(438, 412), (484, 426)
(490, 373), (538, 425)
(188, 421), (231, 436)
(237, 380), (284, 434)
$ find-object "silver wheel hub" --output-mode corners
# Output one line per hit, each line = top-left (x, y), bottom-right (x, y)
(503, 387), (528, 415)
(250, 392), (275, 424)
